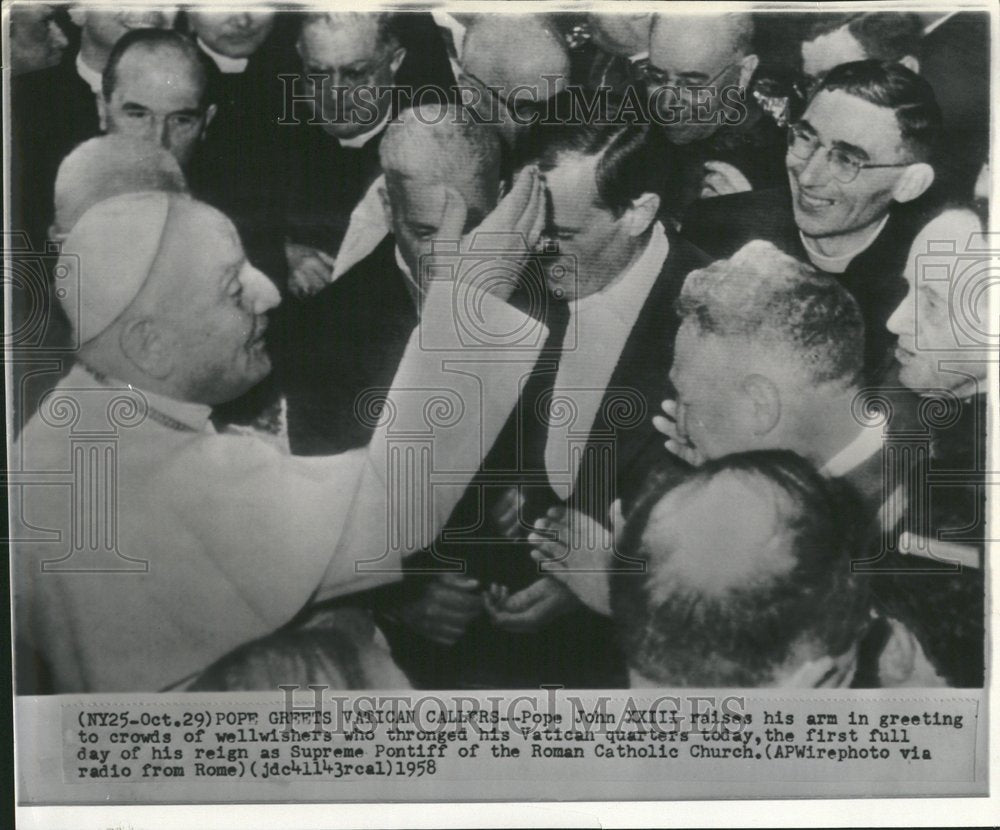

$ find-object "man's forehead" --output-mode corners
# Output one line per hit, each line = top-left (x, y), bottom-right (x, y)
(300, 20), (380, 64)
(543, 152), (602, 216)
(804, 89), (903, 154)
(801, 26), (866, 77)
(115, 48), (203, 98)
(650, 19), (740, 71)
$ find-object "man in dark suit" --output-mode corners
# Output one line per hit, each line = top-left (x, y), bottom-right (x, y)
(10, 8), (176, 249)
(185, 10), (291, 283)
(277, 12), (455, 299)
(378, 115), (709, 689)
(642, 13), (787, 210)
(275, 103), (503, 455)
(681, 60), (942, 382)
(654, 239), (968, 687)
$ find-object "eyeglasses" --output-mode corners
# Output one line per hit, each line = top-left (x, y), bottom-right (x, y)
(786, 122), (912, 184)
(638, 60), (736, 90)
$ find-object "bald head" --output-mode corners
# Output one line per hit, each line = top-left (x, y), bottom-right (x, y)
(52, 135), (187, 239)
(462, 16), (569, 99)
(587, 12), (651, 58)
(646, 14), (758, 143)
(380, 103), (501, 219)
(611, 450), (868, 686)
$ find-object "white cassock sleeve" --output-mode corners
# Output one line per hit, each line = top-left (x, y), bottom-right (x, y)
(314, 279), (548, 600)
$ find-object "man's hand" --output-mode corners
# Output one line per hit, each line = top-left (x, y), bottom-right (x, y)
(432, 165), (547, 301)
(700, 160), (753, 199)
(652, 399), (706, 467)
(528, 505), (616, 615)
(285, 241), (336, 298)
(483, 577), (579, 633)
(396, 572), (483, 646)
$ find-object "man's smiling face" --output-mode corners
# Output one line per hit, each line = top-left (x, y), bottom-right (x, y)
(787, 89), (909, 240)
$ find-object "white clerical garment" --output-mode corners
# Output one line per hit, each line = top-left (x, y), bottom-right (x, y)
(12, 282), (545, 692)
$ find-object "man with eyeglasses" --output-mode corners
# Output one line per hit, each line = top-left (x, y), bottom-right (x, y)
(643, 13), (788, 209)
(682, 60), (941, 382)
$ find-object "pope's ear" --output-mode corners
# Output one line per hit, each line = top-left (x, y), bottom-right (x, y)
(376, 182), (393, 225)
(742, 373), (781, 436)
(119, 317), (173, 379)
(893, 162), (935, 204)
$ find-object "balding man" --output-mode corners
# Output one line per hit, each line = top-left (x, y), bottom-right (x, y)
(99, 28), (218, 169)
(643, 13), (787, 209)
(458, 15), (570, 144)
(12, 185), (549, 693)
(276, 103), (504, 455)
(11, 7), (177, 248)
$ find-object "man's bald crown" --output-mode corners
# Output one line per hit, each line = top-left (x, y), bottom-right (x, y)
(461, 15), (569, 92)
(650, 12), (755, 58)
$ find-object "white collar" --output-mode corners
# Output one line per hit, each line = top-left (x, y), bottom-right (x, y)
(74, 363), (213, 433)
(336, 109), (391, 149)
(799, 214), (889, 274)
(820, 425), (883, 478)
(545, 223), (669, 489)
(572, 222), (669, 314)
(198, 38), (249, 74)
(76, 52), (103, 96)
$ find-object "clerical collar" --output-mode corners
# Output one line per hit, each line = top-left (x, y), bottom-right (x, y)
(431, 10), (467, 59)
(799, 214), (889, 274)
(76, 52), (103, 96)
(337, 110), (391, 149)
(78, 363), (213, 433)
(197, 39), (249, 74)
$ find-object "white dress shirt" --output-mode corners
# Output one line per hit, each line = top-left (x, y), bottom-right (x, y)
(545, 222), (669, 489)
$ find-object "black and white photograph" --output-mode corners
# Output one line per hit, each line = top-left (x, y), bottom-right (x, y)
(3, 1), (996, 825)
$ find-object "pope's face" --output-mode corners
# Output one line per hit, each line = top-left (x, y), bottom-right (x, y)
(159, 206), (281, 405)
(102, 47), (215, 168)
(887, 209), (991, 393)
(787, 90), (907, 240)
(188, 11), (277, 59)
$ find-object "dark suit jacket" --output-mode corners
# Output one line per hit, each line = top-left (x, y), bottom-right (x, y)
(273, 235), (419, 456)
(380, 233), (710, 689)
(188, 39), (293, 285)
(681, 186), (932, 383)
(11, 52), (101, 249)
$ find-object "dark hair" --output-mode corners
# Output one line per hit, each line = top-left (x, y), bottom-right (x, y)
(804, 12), (923, 63)
(816, 59), (942, 163)
(514, 95), (680, 216)
(102, 28), (218, 107)
(610, 449), (871, 686)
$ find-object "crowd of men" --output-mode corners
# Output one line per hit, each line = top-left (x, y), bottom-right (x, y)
(8, 8), (990, 693)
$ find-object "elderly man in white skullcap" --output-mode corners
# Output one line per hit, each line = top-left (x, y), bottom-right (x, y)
(12, 185), (550, 693)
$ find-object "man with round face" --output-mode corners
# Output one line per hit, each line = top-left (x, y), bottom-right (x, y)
(187, 10), (277, 62)
(10, 4), (69, 76)
(682, 59), (942, 382)
(69, 7), (178, 81)
(99, 30), (217, 169)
